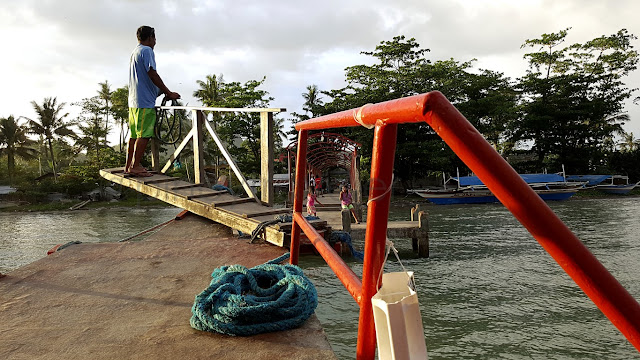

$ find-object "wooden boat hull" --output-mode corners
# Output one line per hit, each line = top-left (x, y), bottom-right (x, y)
(412, 188), (578, 205)
(596, 182), (639, 195)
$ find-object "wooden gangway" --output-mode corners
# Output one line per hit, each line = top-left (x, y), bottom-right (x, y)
(100, 105), (427, 255)
(100, 167), (327, 247)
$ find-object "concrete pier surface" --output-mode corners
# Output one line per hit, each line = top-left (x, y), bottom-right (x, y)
(0, 213), (336, 360)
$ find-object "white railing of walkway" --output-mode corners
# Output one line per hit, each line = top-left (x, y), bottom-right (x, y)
(154, 105), (285, 205)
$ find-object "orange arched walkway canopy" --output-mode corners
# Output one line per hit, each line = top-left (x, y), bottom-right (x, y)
(284, 132), (361, 188)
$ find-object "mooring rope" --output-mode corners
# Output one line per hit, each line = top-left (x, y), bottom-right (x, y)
(190, 253), (318, 336)
(118, 217), (175, 242)
(329, 231), (364, 261)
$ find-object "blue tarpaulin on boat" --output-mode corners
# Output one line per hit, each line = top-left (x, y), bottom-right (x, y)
(565, 175), (612, 186)
(455, 173), (566, 186)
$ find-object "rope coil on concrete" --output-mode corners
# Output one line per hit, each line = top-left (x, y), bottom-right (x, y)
(190, 253), (318, 336)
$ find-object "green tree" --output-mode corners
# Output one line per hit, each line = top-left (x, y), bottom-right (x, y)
(516, 28), (639, 172)
(302, 84), (323, 116)
(111, 86), (129, 152)
(75, 115), (110, 163)
(319, 36), (440, 187)
(97, 80), (113, 146)
(194, 74), (226, 128)
(318, 36), (518, 187)
(216, 77), (275, 175)
(194, 74), (228, 177)
(26, 97), (75, 179)
(0, 115), (38, 183)
(618, 131), (640, 152)
(194, 74), (225, 106)
(288, 84), (324, 141)
(74, 96), (109, 163)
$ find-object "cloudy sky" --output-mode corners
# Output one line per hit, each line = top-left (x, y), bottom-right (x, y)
(2, 0), (640, 145)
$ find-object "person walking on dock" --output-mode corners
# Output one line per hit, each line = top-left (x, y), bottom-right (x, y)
(126, 25), (180, 177)
(315, 175), (323, 196)
(340, 185), (359, 223)
(309, 175), (316, 193)
(307, 189), (321, 216)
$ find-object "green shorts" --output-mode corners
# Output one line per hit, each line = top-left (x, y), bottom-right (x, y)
(129, 108), (156, 139)
(341, 204), (354, 210)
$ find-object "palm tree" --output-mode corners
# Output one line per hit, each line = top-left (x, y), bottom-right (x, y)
(111, 86), (129, 152)
(26, 97), (75, 180)
(0, 116), (37, 183)
(273, 117), (287, 149)
(193, 74), (225, 107)
(97, 80), (113, 145)
(76, 114), (109, 164)
(193, 74), (226, 177)
(302, 84), (323, 117)
(618, 132), (640, 152)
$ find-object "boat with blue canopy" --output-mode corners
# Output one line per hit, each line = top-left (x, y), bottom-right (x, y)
(567, 175), (639, 195)
(410, 173), (586, 205)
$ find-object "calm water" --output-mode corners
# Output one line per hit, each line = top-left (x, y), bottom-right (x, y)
(0, 207), (181, 273)
(1, 199), (639, 359)
(302, 197), (640, 359)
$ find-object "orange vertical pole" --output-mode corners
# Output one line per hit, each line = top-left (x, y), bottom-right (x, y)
(356, 123), (398, 360)
(290, 129), (308, 266)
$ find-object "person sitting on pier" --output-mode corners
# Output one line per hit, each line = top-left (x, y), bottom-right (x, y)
(126, 25), (181, 177)
(340, 185), (359, 224)
(212, 175), (234, 195)
(307, 189), (321, 216)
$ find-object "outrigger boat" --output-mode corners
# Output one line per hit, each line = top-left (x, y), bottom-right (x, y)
(409, 172), (586, 205)
(567, 174), (640, 195)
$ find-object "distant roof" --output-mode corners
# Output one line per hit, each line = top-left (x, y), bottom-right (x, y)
(0, 186), (17, 195)
(247, 174), (290, 187)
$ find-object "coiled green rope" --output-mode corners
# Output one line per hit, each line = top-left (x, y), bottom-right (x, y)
(190, 253), (318, 336)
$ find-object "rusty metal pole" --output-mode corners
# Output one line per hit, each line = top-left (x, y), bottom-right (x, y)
(356, 123), (398, 360)
(290, 129), (309, 266)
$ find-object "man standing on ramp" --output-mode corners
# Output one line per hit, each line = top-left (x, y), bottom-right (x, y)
(126, 25), (180, 177)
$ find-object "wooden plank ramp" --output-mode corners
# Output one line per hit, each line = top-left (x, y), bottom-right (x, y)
(100, 167), (294, 246)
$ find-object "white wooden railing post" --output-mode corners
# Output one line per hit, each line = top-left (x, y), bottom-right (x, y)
(260, 111), (275, 205)
(193, 110), (206, 185)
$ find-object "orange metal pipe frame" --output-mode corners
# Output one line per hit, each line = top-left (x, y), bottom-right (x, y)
(356, 123), (398, 359)
(289, 130), (364, 304)
(289, 130), (309, 266)
(293, 212), (363, 304)
(294, 91), (640, 353)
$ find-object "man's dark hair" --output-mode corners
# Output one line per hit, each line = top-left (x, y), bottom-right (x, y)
(137, 26), (155, 42)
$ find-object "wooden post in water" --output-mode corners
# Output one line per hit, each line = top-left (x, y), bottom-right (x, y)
(353, 155), (363, 220)
(260, 111), (274, 205)
(150, 139), (160, 172)
(192, 110), (206, 185)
